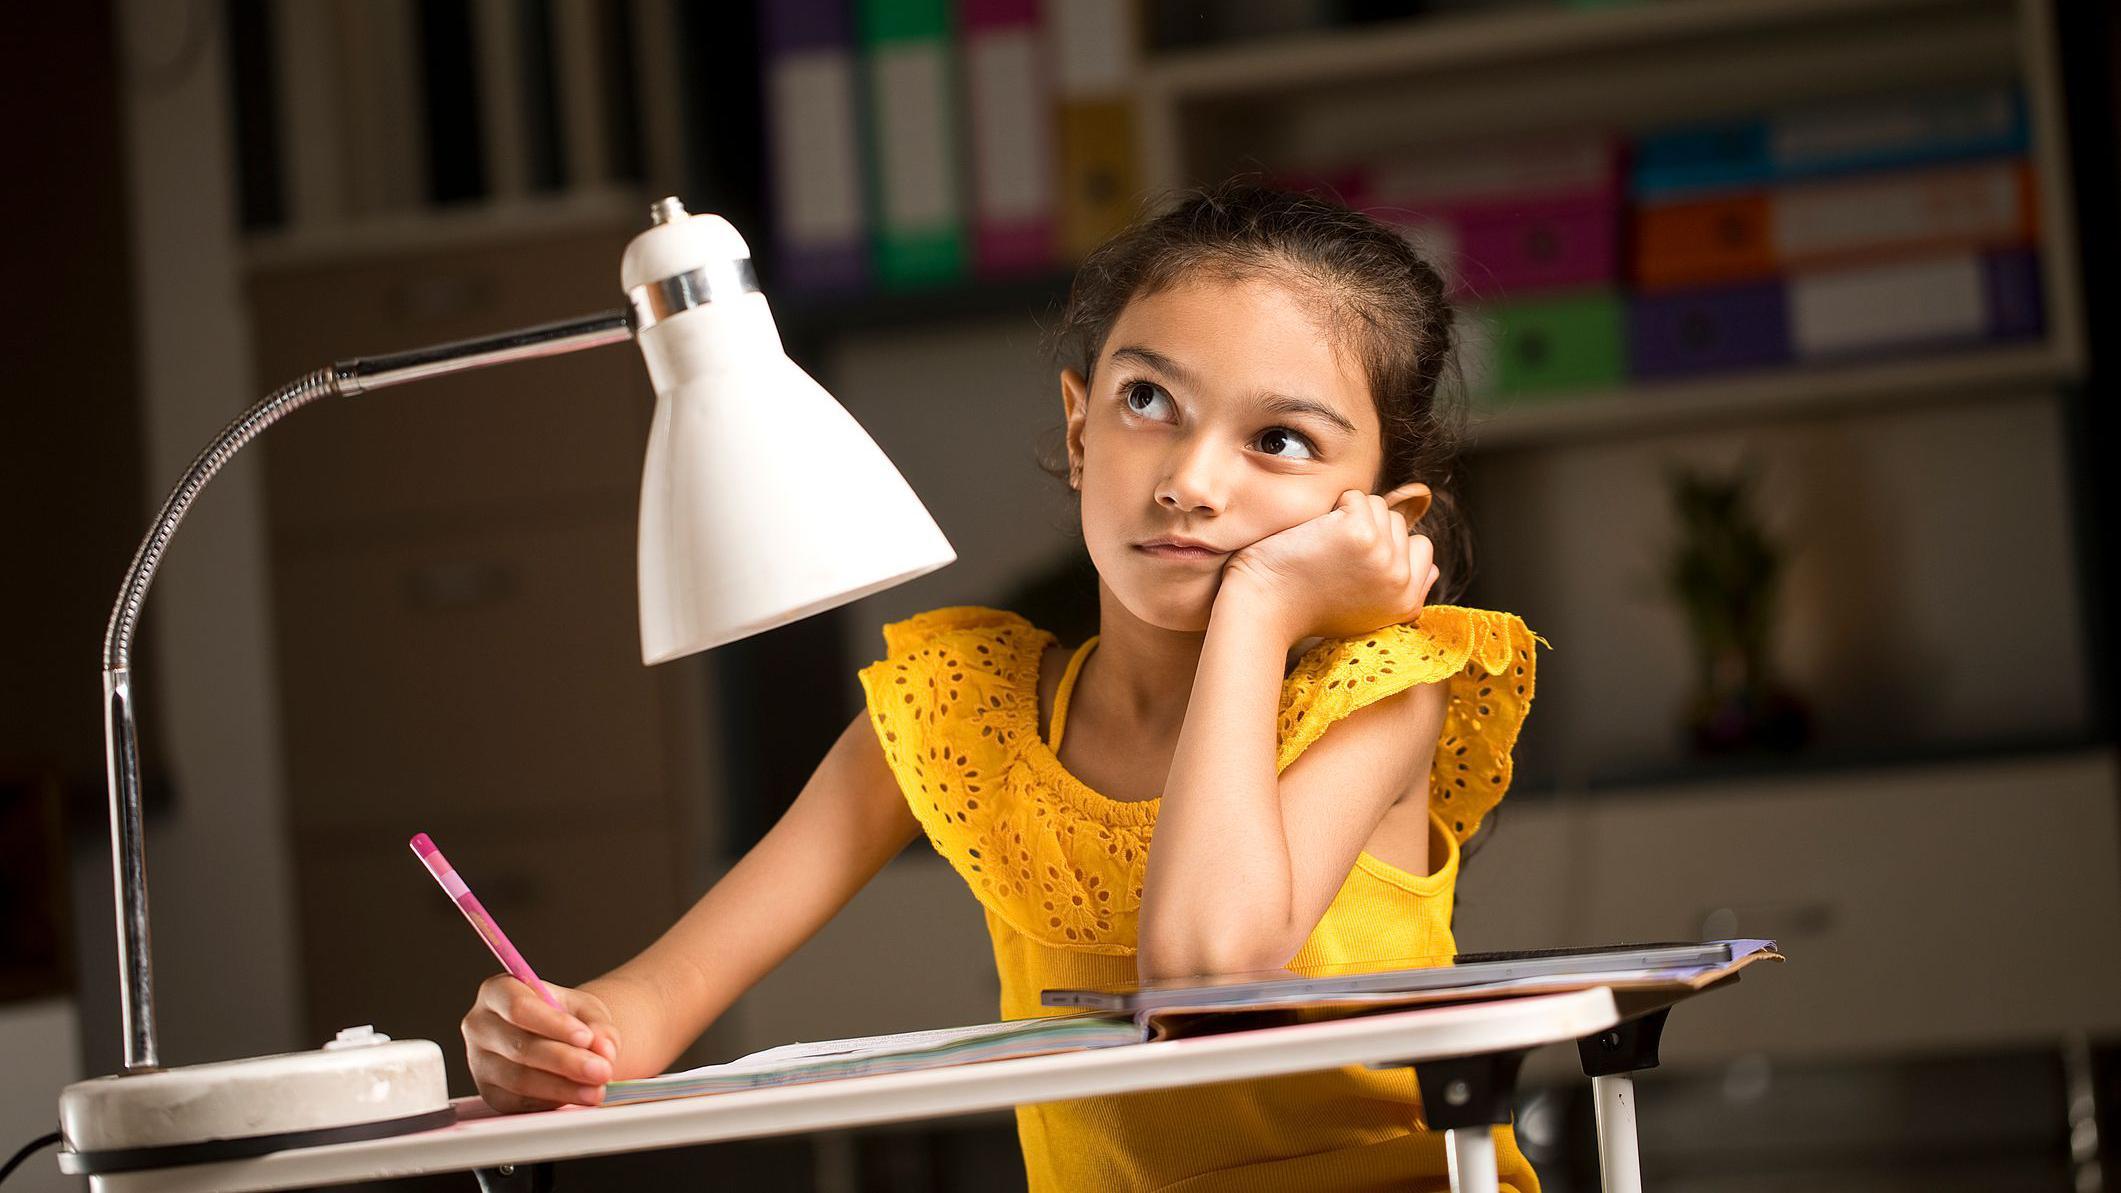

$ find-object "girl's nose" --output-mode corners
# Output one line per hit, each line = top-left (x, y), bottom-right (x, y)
(1156, 438), (1228, 515)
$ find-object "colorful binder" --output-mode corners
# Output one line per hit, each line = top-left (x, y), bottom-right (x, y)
(1629, 281), (1793, 379)
(1789, 247), (2043, 359)
(1482, 291), (1628, 398)
(962, 0), (1057, 276)
(860, 0), (968, 287)
(1633, 159), (2037, 291)
(1632, 84), (2027, 199)
(763, 0), (868, 292)
(1629, 249), (2043, 378)
(1361, 136), (1622, 301)
(1052, 0), (1143, 260)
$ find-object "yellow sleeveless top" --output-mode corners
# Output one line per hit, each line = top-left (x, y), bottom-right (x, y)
(856, 604), (1544, 1193)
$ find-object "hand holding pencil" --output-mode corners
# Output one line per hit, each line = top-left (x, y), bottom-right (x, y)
(462, 972), (621, 1112)
(413, 832), (621, 1112)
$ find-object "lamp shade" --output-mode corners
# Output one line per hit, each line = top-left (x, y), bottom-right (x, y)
(623, 204), (955, 663)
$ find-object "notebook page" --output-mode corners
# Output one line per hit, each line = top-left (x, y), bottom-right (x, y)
(717, 1018), (1095, 1072)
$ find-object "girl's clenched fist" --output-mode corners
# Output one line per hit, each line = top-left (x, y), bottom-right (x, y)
(1222, 484), (1440, 644)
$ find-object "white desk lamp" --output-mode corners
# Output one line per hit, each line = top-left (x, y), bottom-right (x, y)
(57, 198), (956, 1173)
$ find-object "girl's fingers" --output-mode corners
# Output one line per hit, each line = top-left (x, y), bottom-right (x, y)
(486, 1056), (605, 1108)
(463, 1005), (600, 1082)
(1384, 510), (1411, 586)
(469, 1003), (610, 1084)
(482, 978), (593, 1048)
(481, 1090), (553, 1115)
(514, 1035), (612, 1085)
(559, 990), (621, 1059)
(1359, 493), (1389, 550)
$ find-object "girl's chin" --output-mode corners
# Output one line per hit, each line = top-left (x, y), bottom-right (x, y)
(1110, 575), (1220, 633)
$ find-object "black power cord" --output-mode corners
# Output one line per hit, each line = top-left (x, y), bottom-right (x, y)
(0, 1130), (61, 1186)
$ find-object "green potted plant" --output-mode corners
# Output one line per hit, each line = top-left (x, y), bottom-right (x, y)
(1664, 463), (1810, 756)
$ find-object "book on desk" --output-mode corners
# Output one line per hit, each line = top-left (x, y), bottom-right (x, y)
(602, 939), (1782, 1107)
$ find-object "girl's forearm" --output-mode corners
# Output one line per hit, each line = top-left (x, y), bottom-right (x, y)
(581, 710), (922, 1080)
(1138, 578), (1300, 978)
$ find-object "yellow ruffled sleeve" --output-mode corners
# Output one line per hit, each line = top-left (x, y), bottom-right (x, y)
(858, 606), (1138, 950)
(874, 604), (1026, 661)
(1277, 605), (1543, 845)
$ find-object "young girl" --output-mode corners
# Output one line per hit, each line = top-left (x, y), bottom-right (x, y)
(461, 181), (1544, 1192)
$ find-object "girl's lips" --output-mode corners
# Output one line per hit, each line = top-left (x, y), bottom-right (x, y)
(1135, 543), (1226, 562)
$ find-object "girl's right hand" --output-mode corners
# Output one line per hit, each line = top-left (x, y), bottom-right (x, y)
(1223, 486), (1439, 645)
(462, 975), (622, 1113)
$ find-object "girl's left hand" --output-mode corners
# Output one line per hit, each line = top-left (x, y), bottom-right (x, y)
(1222, 486), (1440, 645)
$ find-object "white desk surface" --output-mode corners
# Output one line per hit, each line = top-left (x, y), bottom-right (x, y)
(77, 988), (1619, 1192)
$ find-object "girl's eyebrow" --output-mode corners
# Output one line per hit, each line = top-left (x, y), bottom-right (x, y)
(1256, 392), (1358, 437)
(1110, 345), (1196, 387)
(1109, 344), (1359, 437)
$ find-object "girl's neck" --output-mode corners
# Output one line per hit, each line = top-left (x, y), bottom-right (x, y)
(1077, 581), (1207, 741)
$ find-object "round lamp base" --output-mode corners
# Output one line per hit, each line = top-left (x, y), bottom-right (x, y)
(58, 1031), (451, 1175)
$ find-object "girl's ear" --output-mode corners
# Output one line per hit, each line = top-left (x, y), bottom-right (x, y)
(1060, 368), (1090, 491)
(1380, 482), (1432, 528)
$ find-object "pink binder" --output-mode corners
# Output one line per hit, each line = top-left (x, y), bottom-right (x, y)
(1359, 136), (1622, 301)
(962, 0), (1057, 277)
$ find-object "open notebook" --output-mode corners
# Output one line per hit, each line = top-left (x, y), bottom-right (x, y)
(602, 1013), (1141, 1105)
(601, 938), (1782, 1107)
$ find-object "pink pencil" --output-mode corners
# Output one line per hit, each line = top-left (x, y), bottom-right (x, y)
(410, 832), (565, 1012)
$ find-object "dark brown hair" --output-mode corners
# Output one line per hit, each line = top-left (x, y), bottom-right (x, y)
(1041, 178), (1472, 599)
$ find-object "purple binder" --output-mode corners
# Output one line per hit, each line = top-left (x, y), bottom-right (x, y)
(1983, 249), (2044, 340)
(1628, 280), (1792, 379)
(762, 0), (866, 293)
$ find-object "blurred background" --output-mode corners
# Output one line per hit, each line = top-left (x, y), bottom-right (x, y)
(3, 0), (2118, 1189)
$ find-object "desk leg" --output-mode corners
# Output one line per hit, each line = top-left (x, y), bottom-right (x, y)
(1576, 1008), (1668, 1193)
(474, 1161), (554, 1192)
(1589, 1075), (1642, 1193)
(1445, 1124), (1499, 1193)
(1389, 1049), (1527, 1193)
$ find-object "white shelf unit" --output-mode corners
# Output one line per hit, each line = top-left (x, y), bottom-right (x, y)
(1131, 0), (2088, 441)
(239, 187), (648, 274)
(1459, 746), (2121, 1080)
(1463, 340), (2070, 449)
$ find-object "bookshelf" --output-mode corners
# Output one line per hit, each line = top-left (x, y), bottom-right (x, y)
(218, 0), (2108, 808)
(231, 0), (2088, 454)
(1132, 0), (2086, 445)
(1462, 341), (2073, 450)
(1138, 0), (2009, 103)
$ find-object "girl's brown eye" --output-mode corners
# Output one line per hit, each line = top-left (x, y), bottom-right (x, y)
(1125, 382), (1173, 419)
(1257, 427), (1316, 460)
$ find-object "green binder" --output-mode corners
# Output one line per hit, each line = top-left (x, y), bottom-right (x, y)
(1489, 290), (1626, 398)
(860, 0), (967, 288)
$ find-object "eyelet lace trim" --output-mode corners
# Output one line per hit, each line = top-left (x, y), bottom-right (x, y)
(857, 605), (1542, 953)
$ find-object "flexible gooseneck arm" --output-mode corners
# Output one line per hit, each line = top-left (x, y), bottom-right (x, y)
(100, 309), (633, 1072)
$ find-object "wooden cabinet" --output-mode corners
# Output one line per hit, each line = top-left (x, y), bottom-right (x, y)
(271, 513), (669, 836)
(246, 227), (650, 535)
(245, 218), (721, 1091)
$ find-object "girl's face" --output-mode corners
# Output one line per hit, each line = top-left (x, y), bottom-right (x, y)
(1061, 275), (1411, 633)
